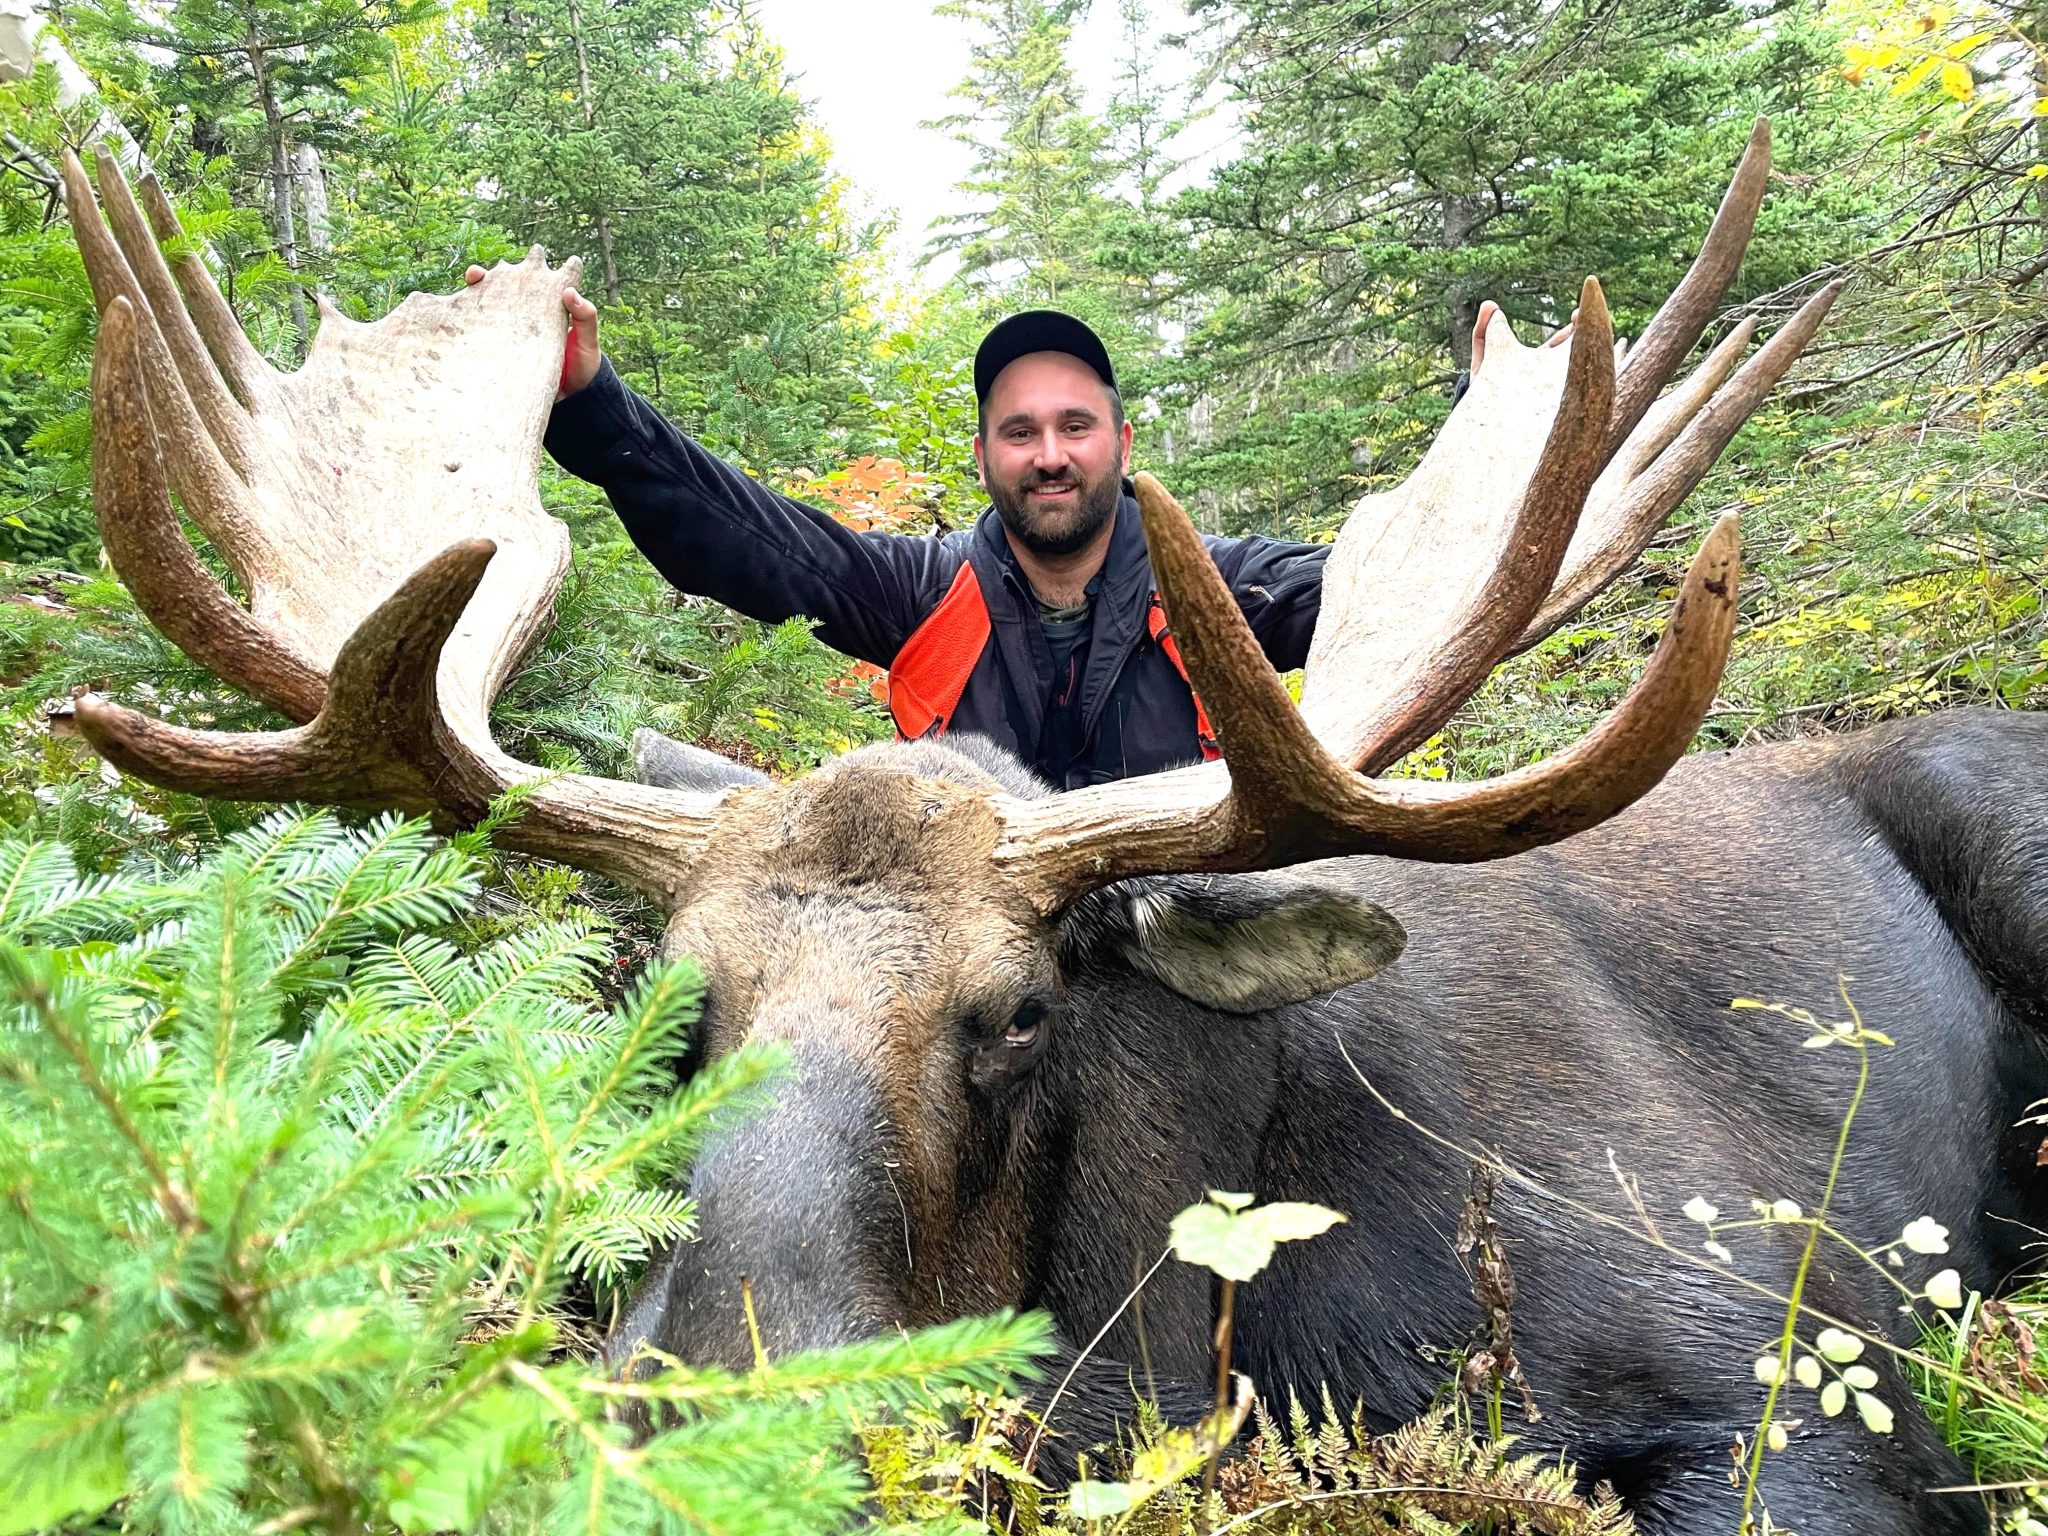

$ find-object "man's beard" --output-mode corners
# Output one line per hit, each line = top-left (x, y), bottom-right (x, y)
(989, 466), (1122, 558)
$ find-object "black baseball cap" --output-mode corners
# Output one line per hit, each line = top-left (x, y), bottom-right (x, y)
(973, 310), (1117, 404)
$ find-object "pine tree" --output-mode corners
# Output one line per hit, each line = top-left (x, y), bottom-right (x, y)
(465, 0), (876, 469)
(926, 0), (1115, 306)
(0, 809), (1048, 1534)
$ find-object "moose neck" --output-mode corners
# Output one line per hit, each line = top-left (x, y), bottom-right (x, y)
(1012, 959), (1290, 1382)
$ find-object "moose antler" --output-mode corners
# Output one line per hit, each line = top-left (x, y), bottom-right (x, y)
(993, 121), (1837, 911)
(65, 125), (1829, 923)
(59, 149), (730, 903)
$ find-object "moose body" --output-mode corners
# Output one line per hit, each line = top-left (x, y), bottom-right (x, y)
(618, 709), (2048, 1534)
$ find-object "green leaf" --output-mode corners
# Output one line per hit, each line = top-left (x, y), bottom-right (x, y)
(1067, 1479), (1143, 1518)
(1246, 1201), (1346, 1243)
(1169, 1199), (1274, 1281)
(0, 1413), (127, 1536)
(1170, 1195), (1346, 1281)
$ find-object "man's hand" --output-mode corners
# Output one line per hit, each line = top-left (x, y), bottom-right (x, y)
(1468, 298), (1576, 378)
(465, 263), (601, 400)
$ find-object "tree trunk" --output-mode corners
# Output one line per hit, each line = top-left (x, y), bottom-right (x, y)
(296, 142), (330, 256)
(1185, 393), (1224, 533)
(565, 0), (622, 304)
(1443, 191), (1481, 371)
(245, 33), (309, 353)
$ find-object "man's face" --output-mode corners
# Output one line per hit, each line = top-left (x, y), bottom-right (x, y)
(974, 352), (1134, 559)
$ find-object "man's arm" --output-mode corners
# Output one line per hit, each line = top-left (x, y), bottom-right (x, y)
(471, 266), (952, 668)
(1205, 534), (1330, 671)
(544, 363), (955, 667)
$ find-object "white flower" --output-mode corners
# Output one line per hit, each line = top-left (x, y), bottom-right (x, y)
(1769, 1199), (1804, 1223)
(1856, 1392), (1894, 1434)
(1843, 1365), (1879, 1390)
(1815, 1328), (1865, 1363)
(1754, 1355), (1784, 1386)
(1683, 1197), (1719, 1225)
(1794, 1355), (1823, 1390)
(1704, 1240), (1734, 1264)
(1820, 1381), (1847, 1417)
(1900, 1217), (1950, 1255)
(1924, 1268), (1964, 1310)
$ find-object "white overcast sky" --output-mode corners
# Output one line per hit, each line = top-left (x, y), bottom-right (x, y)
(748, 0), (1225, 283)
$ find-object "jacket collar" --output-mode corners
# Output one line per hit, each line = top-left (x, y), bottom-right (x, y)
(969, 482), (1156, 740)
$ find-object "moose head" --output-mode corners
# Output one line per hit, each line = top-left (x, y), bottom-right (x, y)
(59, 128), (1836, 1390)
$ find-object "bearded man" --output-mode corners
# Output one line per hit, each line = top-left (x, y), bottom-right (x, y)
(524, 276), (1328, 788)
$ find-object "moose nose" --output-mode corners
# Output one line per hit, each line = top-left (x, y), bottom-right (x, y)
(607, 1043), (906, 1372)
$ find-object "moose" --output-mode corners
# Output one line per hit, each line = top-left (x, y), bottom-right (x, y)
(54, 125), (2048, 1534)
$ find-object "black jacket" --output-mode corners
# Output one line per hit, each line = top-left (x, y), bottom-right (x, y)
(544, 359), (1329, 788)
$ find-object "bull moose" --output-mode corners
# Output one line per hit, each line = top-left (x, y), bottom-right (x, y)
(54, 124), (2048, 1535)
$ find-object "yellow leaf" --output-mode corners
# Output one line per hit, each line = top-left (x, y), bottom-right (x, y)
(2026, 165), (2048, 180)
(1893, 53), (1944, 94)
(1844, 40), (1901, 68)
(1940, 61), (1975, 99)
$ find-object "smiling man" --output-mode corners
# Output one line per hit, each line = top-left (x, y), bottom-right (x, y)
(534, 291), (1329, 788)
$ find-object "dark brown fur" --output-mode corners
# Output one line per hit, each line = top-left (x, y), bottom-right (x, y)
(619, 711), (2048, 1535)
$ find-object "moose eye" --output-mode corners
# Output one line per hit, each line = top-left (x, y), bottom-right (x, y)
(1005, 1000), (1047, 1047)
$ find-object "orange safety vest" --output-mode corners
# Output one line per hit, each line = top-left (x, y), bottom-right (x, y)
(887, 562), (1220, 761)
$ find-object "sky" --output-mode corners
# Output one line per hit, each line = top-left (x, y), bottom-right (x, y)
(747, 0), (1221, 284)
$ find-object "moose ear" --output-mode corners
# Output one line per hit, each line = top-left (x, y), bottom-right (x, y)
(632, 728), (770, 792)
(1066, 874), (1406, 1013)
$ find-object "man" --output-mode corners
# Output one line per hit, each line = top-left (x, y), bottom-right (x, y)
(500, 267), (1328, 789)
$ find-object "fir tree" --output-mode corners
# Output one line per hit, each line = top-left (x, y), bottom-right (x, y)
(1166, 0), (1867, 530)
(61, 0), (440, 353)
(465, 0), (876, 469)
(0, 810), (1048, 1534)
(926, 0), (1115, 306)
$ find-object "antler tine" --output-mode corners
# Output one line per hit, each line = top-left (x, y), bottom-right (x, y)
(92, 298), (325, 721)
(72, 538), (732, 902)
(1520, 279), (1842, 649)
(1297, 276), (1617, 777)
(90, 148), (253, 476)
(61, 151), (268, 583)
(1603, 316), (1757, 496)
(74, 540), (496, 810)
(135, 168), (276, 411)
(1607, 117), (1772, 457)
(1133, 474), (1328, 804)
